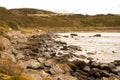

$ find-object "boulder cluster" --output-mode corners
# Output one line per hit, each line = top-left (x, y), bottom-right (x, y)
(0, 32), (120, 80)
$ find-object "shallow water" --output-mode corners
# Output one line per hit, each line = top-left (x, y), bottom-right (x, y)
(55, 32), (120, 63)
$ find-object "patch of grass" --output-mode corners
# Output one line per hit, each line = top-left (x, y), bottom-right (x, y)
(0, 60), (24, 76)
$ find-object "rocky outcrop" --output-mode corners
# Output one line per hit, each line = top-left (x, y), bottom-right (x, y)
(0, 36), (11, 51)
(0, 33), (120, 80)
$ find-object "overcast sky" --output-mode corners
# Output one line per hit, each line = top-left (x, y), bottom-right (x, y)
(0, 0), (120, 15)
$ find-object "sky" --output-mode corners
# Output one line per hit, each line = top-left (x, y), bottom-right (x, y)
(0, 0), (120, 15)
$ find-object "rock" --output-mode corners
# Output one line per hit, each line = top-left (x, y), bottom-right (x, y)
(71, 70), (88, 80)
(72, 60), (87, 69)
(31, 47), (39, 53)
(99, 70), (110, 77)
(16, 53), (25, 60)
(100, 63), (111, 71)
(0, 36), (11, 51)
(23, 70), (42, 80)
(114, 60), (120, 66)
(93, 34), (101, 37)
(91, 68), (101, 78)
(0, 52), (16, 62)
(63, 35), (69, 38)
(52, 74), (77, 80)
(83, 66), (91, 72)
(70, 33), (78, 37)
(44, 59), (57, 67)
(87, 52), (96, 55)
(60, 46), (68, 50)
(87, 57), (94, 61)
(50, 63), (71, 74)
(108, 76), (119, 80)
(66, 62), (78, 71)
(111, 69), (118, 75)
(79, 55), (87, 59)
(37, 57), (45, 63)
(43, 52), (52, 58)
(68, 45), (82, 51)
(90, 61), (100, 68)
(27, 59), (41, 69)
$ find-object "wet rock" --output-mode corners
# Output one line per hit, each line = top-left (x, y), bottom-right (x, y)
(87, 57), (94, 61)
(99, 70), (110, 77)
(66, 62), (78, 71)
(111, 69), (118, 75)
(72, 60), (87, 69)
(27, 59), (41, 69)
(63, 35), (69, 38)
(90, 61), (100, 68)
(100, 63), (111, 71)
(93, 34), (101, 37)
(70, 34), (78, 37)
(114, 60), (120, 66)
(60, 46), (68, 50)
(90, 68), (101, 78)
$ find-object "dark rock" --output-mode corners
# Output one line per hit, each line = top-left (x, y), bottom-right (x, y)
(87, 52), (96, 55)
(93, 34), (101, 37)
(99, 70), (110, 77)
(31, 47), (39, 53)
(63, 35), (69, 38)
(60, 46), (68, 50)
(87, 57), (94, 61)
(90, 61), (100, 68)
(66, 62), (78, 71)
(100, 63), (111, 71)
(70, 33), (78, 37)
(111, 69), (118, 75)
(72, 60), (87, 69)
(114, 60), (120, 66)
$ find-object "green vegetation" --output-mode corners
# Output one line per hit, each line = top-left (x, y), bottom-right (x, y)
(0, 6), (120, 35)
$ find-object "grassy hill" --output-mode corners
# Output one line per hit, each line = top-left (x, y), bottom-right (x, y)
(10, 8), (54, 15)
(0, 6), (120, 35)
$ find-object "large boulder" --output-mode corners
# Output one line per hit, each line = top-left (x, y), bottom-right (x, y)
(0, 36), (11, 51)
(0, 52), (16, 62)
(50, 63), (72, 74)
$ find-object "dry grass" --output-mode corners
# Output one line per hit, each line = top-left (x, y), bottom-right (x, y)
(0, 60), (23, 76)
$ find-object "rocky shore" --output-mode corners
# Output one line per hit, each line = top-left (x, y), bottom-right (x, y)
(0, 31), (120, 80)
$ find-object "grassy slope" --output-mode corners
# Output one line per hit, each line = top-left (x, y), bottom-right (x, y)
(0, 7), (120, 35)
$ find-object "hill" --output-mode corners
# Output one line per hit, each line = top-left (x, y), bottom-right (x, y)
(0, 6), (120, 36)
(9, 8), (55, 15)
